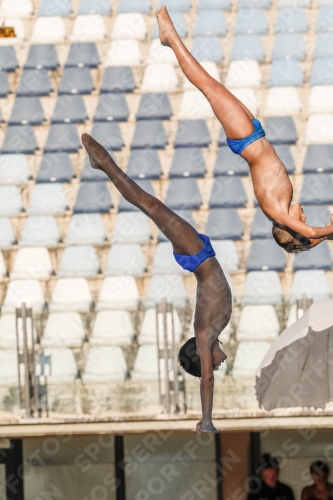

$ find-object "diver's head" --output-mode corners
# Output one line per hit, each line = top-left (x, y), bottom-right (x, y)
(272, 205), (312, 254)
(178, 337), (227, 378)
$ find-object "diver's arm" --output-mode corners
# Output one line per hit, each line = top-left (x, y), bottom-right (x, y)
(272, 211), (333, 239)
(196, 336), (217, 433)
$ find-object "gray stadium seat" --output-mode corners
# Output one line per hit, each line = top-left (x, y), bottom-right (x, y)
(246, 238), (286, 272)
(111, 212), (151, 244)
(230, 35), (265, 62)
(80, 154), (110, 182)
(8, 97), (44, 125)
(205, 208), (243, 240)
(316, 7), (333, 32)
(0, 186), (22, 216)
(130, 120), (167, 149)
(118, 0), (151, 13)
(275, 7), (308, 33)
(191, 36), (223, 63)
(151, 12), (187, 38)
(58, 67), (94, 95)
(36, 153), (75, 183)
(0, 47), (18, 72)
(268, 59), (304, 86)
(105, 244), (146, 277)
(290, 270), (331, 304)
(100, 66), (136, 93)
(28, 184), (68, 215)
(77, 0), (112, 14)
(313, 33), (333, 58)
(250, 209), (272, 239)
(239, 0), (270, 6)
(169, 148), (206, 178)
(126, 149), (162, 179)
(300, 174), (333, 205)
(2, 126), (37, 154)
(16, 69), (52, 97)
(0, 155), (30, 185)
(73, 182), (113, 213)
(94, 94), (129, 122)
(157, 0), (191, 11)
(82, 346), (127, 383)
(43, 124), (81, 153)
(264, 117), (298, 144)
(24, 44), (58, 70)
(294, 241), (332, 271)
(65, 213), (107, 246)
(214, 147), (248, 176)
(303, 205), (331, 227)
(19, 216), (60, 248)
(65, 42), (100, 67)
(198, 0), (231, 8)
(152, 241), (190, 275)
(0, 218), (15, 249)
(272, 34), (306, 60)
(38, 0), (72, 16)
(273, 145), (295, 174)
(242, 271), (283, 305)
(145, 274), (188, 308)
(90, 122), (124, 151)
(157, 209), (196, 242)
(165, 178), (202, 210)
(209, 177), (247, 208)
(58, 245), (100, 278)
(217, 127), (227, 146)
(0, 72), (10, 98)
(51, 95), (88, 124)
(174, 119), (211, 148)
(235, 9), (268, 35)
(136, 93), (172, 120)
(118, 179), (155, 212)
(310, 58), (333, 85)
(193, 10), (227, 36)
(303, 145), (333, 173)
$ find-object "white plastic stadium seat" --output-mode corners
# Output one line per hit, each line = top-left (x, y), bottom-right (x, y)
(308, 86), (333, 114)
(58, 245), (100, 278)
(213, 240), (239, 274)
(0, 313), (37, 350)
(145, 274), (188, 309)
(229, 88), (259, 116)
(141, 63), (178, 92)
(131, 345), (158, 381)
(139, 308), (182, 345)
(82, 346), (127, 384)
(264, 87), (301, 116)
(0, 350), (18, 386)
(178, 89), (215, 120)
(152, 242), (190, 276)
(111, 13), (146, 40)
(0, 154), (30, 185)
(0, 186), (22, 216)
(0, 0), (33, 17)
(104, 39), (141, 66)
(2, 279), (45, 313)
(232, 341), (271, 378)
(305, 114), (333, 144)
(27, 184), (68, 216)
(10, 247), (53, 280)
(242, 271), (283, 305)
(105, 244), (146, 277)
(0, 18), (25, 44)
(289, 270), (331, 304)
(225, 60), (262, 88)
(70, 15), (106, 42)
(41, 312), (85, 348)
(19, 216), (61, 248)
(183, 61), (220, 90)
(65, 214), (107, 246)
(96, 276), (140, 311)
(49, 278), (92, 313)
(91, 310), (134, 346)
(111, 212), (151, 244)
(0, 251), (5, 281)
(147, 38), (178, 64)
(0, 218), (15, 249)
(41, 348), (77, 385)
(236, 305), (280, 342)
(30, 17), (66, 43)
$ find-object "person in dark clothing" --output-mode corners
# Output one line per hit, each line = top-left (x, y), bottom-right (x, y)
(248, 454), (295, 500)
(301, 460), (333, 500)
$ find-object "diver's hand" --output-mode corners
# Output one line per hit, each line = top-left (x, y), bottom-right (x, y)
(326, 214), (333, 239)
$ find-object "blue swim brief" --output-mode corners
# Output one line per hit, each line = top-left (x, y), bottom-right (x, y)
(173, 234), (216, 272)
(226, 118), (265, 155)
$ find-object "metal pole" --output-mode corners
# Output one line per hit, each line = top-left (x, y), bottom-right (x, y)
(21, 303), (31, 417)
(170, 305), (179, 412)
(162, 298), (170, 414)
(15, 311), (23, 409)
(155, 307), (162, 405)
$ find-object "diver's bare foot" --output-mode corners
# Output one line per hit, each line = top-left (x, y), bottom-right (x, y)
(81, 133), (109, 171)
(156, 6), (177, 47)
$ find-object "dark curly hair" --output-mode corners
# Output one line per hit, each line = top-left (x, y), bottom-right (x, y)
(272, 225), (312, 254)
(178, 337), (201, 378)
(310, 459), (330, 477)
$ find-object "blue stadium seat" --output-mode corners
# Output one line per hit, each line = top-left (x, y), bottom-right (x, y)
(275, 8), (308, 33)
(264, 117), (298, 144)
(234, 9), (268, 35)
(100, 67), (136, 93)
(313, 33), (333, 58)
(193, 11), (227, 37)
(36, 153), (75, 183)
(9, 97), (44, 126)
(239, 0), (271, 6)
(51, 95), (87, 124)
(0, 218), (15, 249)
(157, 0), (191, 11)
(174, 120), (211, 148)
(94, 94), (129, 122)
(118, 0), (151, 13)
(136, 93), (172, 120)
(246, 239), (286, 272)
(126, 150), (162, 180)
(0, 72), (10, 98)
(28, 184), (68, 215)
(294, 241), (332, 271)
(169, 148), (206, 178)
(58, 67), (94, 95)
(38, 0), (72, 16)
(230, 35), (265, 62)
(191, 36), (223, 63)
(303, 205), (331, 227)
(273, 145), (295, 174)
(303, 145), (333, 173)
(44, 124), (81, 153)
(250, 209), (272, 239)
(0, 155), (30, 185)
(316, 7), (333, 32)
(198, 0), (231, 8)
(165, 178), (202, 210)
(90, 122), (124, 151)
(205, 208), (243, 240)
(310, 58), (333, 85)
(58, 246), (100, 278)
(19, 216), (60, 248)
(73, 182), (113, 214)
(130, 120), (167, 149)
(152, 12), (187, 38)
(2, 126), (37, 154)
(77, 0), (112, 15)
(65, 214), (107, 246)
(24, 45), (58, 70)
(0, 186), (22, 216)
(80, 154), (110, 182)
(158, 209), (196, 242)
(118, 180), (155, 212)
(268, 59), (304, 86)
(214, 147), (248, 176)
(209, 177), (247, 208)
(272, 34), (306, 60)
(16, 69), (52, 97)
(242, 271), (283, 305)
(65, 43), (100, 68)
(0, 47), (18, 72)
(300, 174), (333, 205)
(290, 270), (331, 304)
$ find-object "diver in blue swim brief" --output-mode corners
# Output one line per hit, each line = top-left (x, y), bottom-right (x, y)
(82, 133), (231, 434)
(157, 6), (333, 254)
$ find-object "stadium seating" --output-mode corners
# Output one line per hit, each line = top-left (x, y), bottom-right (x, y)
(205, 208), (243, 240)
(209, 177), (247, 208)
(246, 239), (286, 272)
(225, 60), (262, 88)
(11, 247), (53, 280)
(165, 178), (202, 210)
(0, 252), (6, 281)
(0, 154), (30, 184)
(242, 271), (283, 305)
(293, 242), (332, 271)
(105, 40), (142, 66)
(24, 44), (58, 70)
(41, 313), (85, 348)
(111, 212), (151, 244)
(250, 209), (272, 239)
(90, 122), (124, 150)
(198, 0), (231, 8)
(316, 7), (333, 32)
(96, 276), (140, 311)
(44, 124), (81, 153)
(213, 240), (240, 274)
(311, 59), (333, 86)
(31, 17), (66, 43)
(271, 34), (306, 60)
(51, 95), (88, 124)
(105, 244), (146, 277)
(169, 148), (206, 178)
(3, 279), (45, 313)
(191, 36), (223, 63)
(300, 174), (333, 205)
(112, 13), (147, 40)
(2, 126), (37, 155)
(9, 97), (44, 126)
(36, 154), (75, 183)
(58, 246), (100, 278)
(313, 33), (333, 58)
(131, 345), (158, 381)
(139, 309), (182, 345)
(268, 59), (304, 87)
(38, 348), (77, 385)
(145, 274), (188, 309)
(77, 0), (112, 15)
(38, 0), (72, 16)
(274, 7), (308, 33)
(65, 214), (107, 246)
(232, 341), (271, 378)
(289, 270), (331, 303)
(90, 311), (134, 346)
(234, 9), (268, 35)
(126, 150), (162, 179)
(174, 120), (211, 148)
(0, 313), (36, 350)
(305, 114), (333, 143)
(303, 145), (333, 173)
(82, 346), (127, 383)
(0, 72), (10, 97)
(94, 94), (129, 122)
(0, 350), (19, 386)
(214, 147), (248, 176)
(157, 0), (191, 11)
(131, 120), (167, 149)
(27, 184), (68, 215)
(152, 242), (190, 276)
(19, 216), (61, 247)
(304, 205), (331, 227)
(308, 86), (333, 114)
(0, 0), (33, 17)
(49, 278), (92, 313)
(58, 67), (94, 95)
(0, 47), (18, 72)
(80, 155), (109, 182)
(193, 10), (227, 36)
(65, 42), (100, 68)
(0, 218), (15, 249)
(236, 305), (280, 342)
(230, 35), (265, 62)
(265, 117), (298, 144)
(70, 15), (106, 42)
